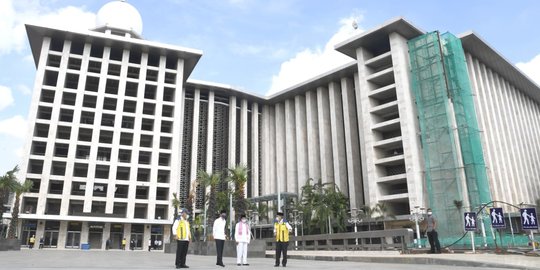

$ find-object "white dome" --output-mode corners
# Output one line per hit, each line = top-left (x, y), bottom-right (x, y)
(95, 0), (143, 36)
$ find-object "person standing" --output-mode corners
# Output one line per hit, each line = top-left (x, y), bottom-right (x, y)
(172, 208), (191, 269)
(122, 238), (126, 250)
(148, 238), (152, 252)
(29, 235), (35, 249)
(38, 237), (44, 249)
(234, 214), (251, 266)
(274, 212), (292, 267)
(424, 208), (441, 254)
(213, 210), (227, 267)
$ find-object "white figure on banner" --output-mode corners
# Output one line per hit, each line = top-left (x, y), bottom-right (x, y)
(530, 212), (536, 225)
(465, 213), (475, 227)
(523, 210), (530, 225)
(491, 210), (499, 223)
(497, 212), (503, 223)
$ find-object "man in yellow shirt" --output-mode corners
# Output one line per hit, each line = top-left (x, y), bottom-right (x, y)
(273, 212), (292, 267)
(172, 208), (191, 269)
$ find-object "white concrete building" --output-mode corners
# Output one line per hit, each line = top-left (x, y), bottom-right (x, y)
(16, 1), (540, 248)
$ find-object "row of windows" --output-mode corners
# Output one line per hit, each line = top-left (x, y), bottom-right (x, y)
(49, 37), (179, 70)
(47, 54), (178, 83)
(36, 106), (174, 133)
(39, 90), (175, 117)
(27, 160), (171, 182)
(43, 70), (177, 101)
(23, 196), (169, 219)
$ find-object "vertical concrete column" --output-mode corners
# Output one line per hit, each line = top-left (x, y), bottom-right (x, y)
(261, 105), (271, 195)
(341, 77), (364, 208)
(206, 91), (215, 173)
(228, 97), (237, 167)
(389, 32), (425, 207)
(275, 103), (287, 194)
(355, 47), (376, 205)
(305, 91), (321, 181)
(317, 86), (334, 184)
(294, 95), (309, 193)
(81, 221), (89, 244)
(169, 58), (185, 220)
(57, 221), (68, 250)
(285, 99), (297, 193)
(251, 103), (260, 197)
(268, 106), (277, 193)
(240, 99), (249, 165)
(189, 89), (201, 210)
(103, 222), (111, 249)
(328, 81), (348, 195)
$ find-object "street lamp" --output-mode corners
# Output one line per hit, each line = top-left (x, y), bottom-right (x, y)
(409, 206), (425, 249)
(348, 207), (363, 246)
(247, 210), (258, 239)
(289, 210), (303, 249)
(477, 204), (488, 248)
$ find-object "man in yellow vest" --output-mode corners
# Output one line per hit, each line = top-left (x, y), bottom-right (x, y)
(172, 208), (191, 269)
(273, 212), (292, 267)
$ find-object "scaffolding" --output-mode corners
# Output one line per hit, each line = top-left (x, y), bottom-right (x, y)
(408, 32), (491, 241)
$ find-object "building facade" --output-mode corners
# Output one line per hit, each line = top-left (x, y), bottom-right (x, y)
(15, 1), (540, 249)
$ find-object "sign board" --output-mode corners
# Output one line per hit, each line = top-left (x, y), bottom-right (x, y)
(489, 207), (506, 228)
(464, 212), (477, 231)
(520, 208), (538, 230)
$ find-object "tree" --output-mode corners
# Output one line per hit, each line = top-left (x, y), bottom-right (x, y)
(171, 192), (181, 220)
(361, 205), (378, 231)
(196, 170), (221, 222)
(0, 166), (19, 221)
(228, 164), (249, 219)
(375, 202), (396, 230)
(7, 179), (33, 239)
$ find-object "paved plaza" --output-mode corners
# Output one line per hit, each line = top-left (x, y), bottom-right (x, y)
(0, 249), (538, 270)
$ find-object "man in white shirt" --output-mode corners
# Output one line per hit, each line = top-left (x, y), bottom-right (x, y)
(234, 214), (251, 266)
(172, 208), (191, 269)
(213, 210), (227, 267)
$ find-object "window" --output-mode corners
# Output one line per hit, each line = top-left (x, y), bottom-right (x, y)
(157, 170), (170, 183)
(90, 44), (104, 58)
(48, 181), (63, 195)
(161, 121), (172, 133)
(27, 179), (41, 193)
(162, 105), (174, 117)
(163, 87), (175, 102)
(61, 92), (77, 106)
(68, 200), (84, 215)
(97, 147), (111, 161)
(147, 54), (159, 67)
(103, 98), (117, 111)
(56, 126), (71, 139)
(47, 54), (61, 68)
(80, 111), (94, 125)
(37, 106), (52, 120)
(108, 64), (121, 76)
(75, 146), (90, 160)
(159, 137), (171, 149)
(105, 79), (119, 95)
(73, 163), (88, 177)
(123, 100), (136, 113)
(158, 153), (170, 166)
(146, 70), (158, 82)
(119, 132), (133, 146)
(110, 47), (123, 61)
(91, 201), (106, 214)
(28, 159), (44, 174)
(118, 149), (131, 163)
(64, 73), (79, 89)
(141, 118), (153, 131)
(164, 72), (176, 84)
(99, 130), (113, 144)
(71, 182), (86, 196)
(67, 58), (82, 70)
(127, 67), (139, 79)
(88, 61), (101, 73)
(101, 114), (115, 127)
(93, 184), (107, 197)
(40, 89), (55, 103)
(137, 168), (150, 182)
(129, 50), (141, 64)
(156, 188), (169, 201)
(125, 82), (138, 97)
(144, 85), (156, 99)
(166, 56), (177, 70)
(59, 109), (74, 122)
(45, 199), (61, 215)
(116, 167), (130, 180)
(49, 38), (64, 52)
(138, 151), (151, 165)
(78, 128), (93, 142)
(95, 165), (110, 179)
(140, 135), (153, 148)
(50, 161), (66, 175)
(134, 204), (147, 219)
(135, 186), (149, 199)
(34, 123), (50, 137)
(85, 76), (99, 92)
(115, 185), (128, 198)
(70, 41), (84, 55)
(121, 116), (134, 129)
(30, 141), (47, 156)
(142, 103), (155, 115)
(53, 143), (69, 157)
(43, 70), (58, 86)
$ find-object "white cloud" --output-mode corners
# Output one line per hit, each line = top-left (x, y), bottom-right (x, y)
(229, 43), (288, 59)
(0, 0), (96, 55)
(0, 85), (15, 111)
(516, 53), (540, 86)
(0, 115), (28, 139)
(16, 84), (32, 96)
(267, 14), (364, 95)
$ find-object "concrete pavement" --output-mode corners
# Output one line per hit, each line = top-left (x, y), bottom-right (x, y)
(0, 249), (538, 270)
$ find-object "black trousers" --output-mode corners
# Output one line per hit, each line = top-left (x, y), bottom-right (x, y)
(215, 239), (225, 264)
(176, 240), (189, 267)
(427, 230), (441, 253)
(275, 241), (289, 266)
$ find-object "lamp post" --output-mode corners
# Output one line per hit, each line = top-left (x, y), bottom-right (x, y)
(247, 210), (258, 239)
(477, 204), (488, 248)
(409, 206), (425, 249)
(348, 207), (363, 246)
(289, 209), (303, 250)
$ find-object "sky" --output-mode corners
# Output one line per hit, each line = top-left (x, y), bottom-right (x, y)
(1, 0), (540, 176)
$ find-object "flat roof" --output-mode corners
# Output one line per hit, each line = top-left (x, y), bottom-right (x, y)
(26, 24), (203, 81)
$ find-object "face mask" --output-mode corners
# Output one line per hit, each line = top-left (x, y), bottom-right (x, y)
(276, 217), (282, 222)
(427, 212), (432, 215)
(186, 214), (190, 219)
(241, 219), (247, 223)
(221, 214), (227, 218)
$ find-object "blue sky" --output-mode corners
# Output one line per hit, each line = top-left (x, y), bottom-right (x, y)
(1, 0), (540, 175)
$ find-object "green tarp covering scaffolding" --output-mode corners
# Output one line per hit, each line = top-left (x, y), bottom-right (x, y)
(408, 32), (492, 242)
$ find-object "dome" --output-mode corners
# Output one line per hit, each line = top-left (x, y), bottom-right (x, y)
(95, 0), (143, 37)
